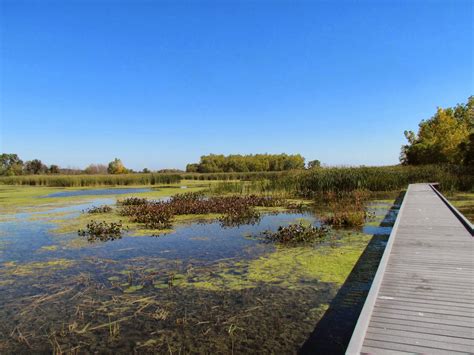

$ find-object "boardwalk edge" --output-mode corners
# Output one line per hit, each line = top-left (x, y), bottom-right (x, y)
(345, 185), (411, 354)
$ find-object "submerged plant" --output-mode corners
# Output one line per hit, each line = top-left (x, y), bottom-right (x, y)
(78, 220), (127, 242)
(262, 223), (330, 245)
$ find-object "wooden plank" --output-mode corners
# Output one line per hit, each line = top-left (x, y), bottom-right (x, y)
(365, 331), (474, 352)
(362, 339), (470, 354)
(366, 327), (474, 346)
(346, 183), (474, 354)
(369, 320), (474, 339)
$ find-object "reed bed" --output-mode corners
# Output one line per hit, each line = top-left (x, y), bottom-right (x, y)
(211, 165), (473, 196)
(1, 165), (471, 192)
(319, 190), (373, 227)
(0, 173), (181, 187)
(295, 165), (473, 194)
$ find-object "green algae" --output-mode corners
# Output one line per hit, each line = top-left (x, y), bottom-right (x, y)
(1, 258), (75, 277)
(247, 234), (371, 286)
(123, 285), (144, 293)
(178, 232), (372, 292)
(0, 279), (15, 286)
(39, 245), (59, 251)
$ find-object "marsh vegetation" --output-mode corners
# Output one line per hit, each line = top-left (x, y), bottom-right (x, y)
(0, 173), (469, 353)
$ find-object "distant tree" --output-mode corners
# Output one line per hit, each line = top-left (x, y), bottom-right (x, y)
(107, 158), (128, 174)
(401, 97), (473, 165)
(49, 165), (60, 174)
(459, 133), (474, 166)
(85, 164), (108, 174)
(142, 168), (151, 173)
(186, 163), (199, 173)
(24, 159), (47, 174)
(186, 154), (305, 173)
(307, 160), (321, 169)
(0, 153), (24, 175)
(157, 169), (184, 173)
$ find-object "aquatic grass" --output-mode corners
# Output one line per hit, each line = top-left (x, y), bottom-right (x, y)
(117, 197), (149, 206)
(1, 259), (75, 277)
(85, 205), (113, 214)
(319, 190), (375, 227)
(0, 173), (182, 187)
(78, 221), (127, 242)
(118, 193), (285, 231)
(262, 223), (331, 245)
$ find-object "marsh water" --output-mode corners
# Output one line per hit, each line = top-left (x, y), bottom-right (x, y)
(0, 188), (400, 353)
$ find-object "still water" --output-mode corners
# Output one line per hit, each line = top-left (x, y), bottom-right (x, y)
(0, 190), (399, 353)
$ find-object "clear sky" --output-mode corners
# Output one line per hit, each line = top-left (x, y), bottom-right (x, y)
(1, 0), (472, 170)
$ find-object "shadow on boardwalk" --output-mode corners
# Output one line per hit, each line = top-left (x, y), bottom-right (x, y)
(299, 192), (405, 355)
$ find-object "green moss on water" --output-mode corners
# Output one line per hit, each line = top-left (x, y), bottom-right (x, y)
(123, 285), (144, 293)
(247, 233), (371, 286)
(183, 232), (372, 292)
(1, 259), (75, 277)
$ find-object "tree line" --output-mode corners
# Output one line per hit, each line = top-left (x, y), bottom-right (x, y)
(0, 156), (138, 176)
(401, 96), (473, 165)
(4, 95), (470, 176)
(185, 154), (314, 173)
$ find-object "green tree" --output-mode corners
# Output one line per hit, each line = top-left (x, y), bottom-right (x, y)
(459, 133), (474, 166)
(49, 165), (60, 174)
(107, 158), (128, 174)
(186, 153), (305, 172)
(85, 164), (108, 174)
(24, 159), (47, 174)
(401, 97), (472, 165)
(0, 153), (24, 175)
(307, 159), (321, 169)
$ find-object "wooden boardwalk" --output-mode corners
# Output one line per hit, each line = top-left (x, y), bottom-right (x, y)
(346, 183), (474, 354)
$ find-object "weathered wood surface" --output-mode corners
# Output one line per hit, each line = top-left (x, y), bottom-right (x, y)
(346, 184), (474, 354)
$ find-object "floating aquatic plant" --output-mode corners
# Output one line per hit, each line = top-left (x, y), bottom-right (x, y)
(78, 220), (127, 242)
(117, 197), (149, 206)
(118, 193), (284, 230)
(262, 223), (330, 245)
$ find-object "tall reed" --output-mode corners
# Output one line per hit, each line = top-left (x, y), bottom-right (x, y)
(0, 173), (181, 187)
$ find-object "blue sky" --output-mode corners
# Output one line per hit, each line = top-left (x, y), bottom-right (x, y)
(1, 0), (472, 170)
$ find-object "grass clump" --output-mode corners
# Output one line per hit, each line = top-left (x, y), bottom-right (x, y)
(262, 223), (330, 245)
(85, 205), (113, 214)
(0, 173), (181, 187)
(320, 190), (374, 227)
(121, 204), (174, 229)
